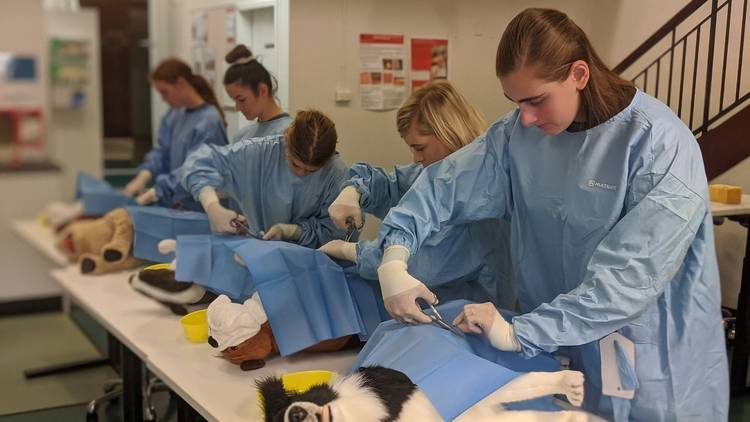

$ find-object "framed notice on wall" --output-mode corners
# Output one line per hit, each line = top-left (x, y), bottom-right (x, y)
(359, 33), (407, 111)
(410, 37), (448, 92)
(191, 6), (237, 108)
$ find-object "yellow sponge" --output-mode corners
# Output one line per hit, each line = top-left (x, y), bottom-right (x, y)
(709, 184), (742, 204)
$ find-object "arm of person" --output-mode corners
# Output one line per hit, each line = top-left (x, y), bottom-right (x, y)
(512, 123), (709, 357)
(345, 163), (423, 219)
(138, 111), (175, 177)
(378, 117), (514, 255)
(295, 162), (351, 248)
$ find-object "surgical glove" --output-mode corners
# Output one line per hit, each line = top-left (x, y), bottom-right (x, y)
(262, 223), (302, 241)
(198, 186), (244, 234)
(318, 240), (357, 262)
(377, 245), (436, 325)
(135, 188), (158, 205)
(328, 186), (364, 231)
(123, 170), (152, 196)
(453, 302), (521, 352)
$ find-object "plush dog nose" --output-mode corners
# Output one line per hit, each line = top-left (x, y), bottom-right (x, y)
(288, 405), (308, 422)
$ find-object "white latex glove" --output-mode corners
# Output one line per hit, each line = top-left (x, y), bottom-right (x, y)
(328, 186), (363, 231)
(453, 302), (521, 352)
(124, 170), (152, 196)
(317, 240), (357, 262)
(199, 186), (244, 234)
(135, 188), (158, 205)
(262, 223), (302, 241)
(377, 245), (436, 324)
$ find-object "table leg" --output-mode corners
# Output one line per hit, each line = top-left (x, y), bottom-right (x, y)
(121, 344), (144, 422)
(731, 216), (750, 394)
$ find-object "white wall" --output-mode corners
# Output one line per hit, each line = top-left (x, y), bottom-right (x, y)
(46, 9), (103, 197)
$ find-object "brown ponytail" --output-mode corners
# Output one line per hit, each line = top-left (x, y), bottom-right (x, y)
(496, 8), (634, 128)
(150, 58), (227, 127)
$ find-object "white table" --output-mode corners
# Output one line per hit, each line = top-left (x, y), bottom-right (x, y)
(11, 219), (69, 266)
(50, 265), (359, 422)
(711, 195), (750, 394)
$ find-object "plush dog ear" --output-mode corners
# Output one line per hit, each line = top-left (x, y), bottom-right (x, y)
(256, 377), (291, 422)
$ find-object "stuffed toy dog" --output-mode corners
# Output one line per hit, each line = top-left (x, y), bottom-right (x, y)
(56, 208), (142, 275)
(257, 366), (594, 422)
(207, 294), (353, 371)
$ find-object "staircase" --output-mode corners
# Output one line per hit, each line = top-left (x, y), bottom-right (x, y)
(614, 0), (749, 179)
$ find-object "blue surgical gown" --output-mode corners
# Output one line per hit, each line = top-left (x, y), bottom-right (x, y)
(182, 134), (349, 248)
(139, 103), (228, 210)
(346, 163), (515, 309)
(233, 113), (292, 142)
(378, 90), (728, 421)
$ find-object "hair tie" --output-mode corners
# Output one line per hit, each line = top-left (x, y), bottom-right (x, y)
(232, 56), (254, 66)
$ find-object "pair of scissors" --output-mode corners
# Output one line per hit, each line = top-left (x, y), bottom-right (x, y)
(230, 216), (263, 240)
(344, 216), (357, 242)
(415, 297), (465, 337)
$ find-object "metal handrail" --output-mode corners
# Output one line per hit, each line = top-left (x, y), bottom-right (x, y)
(616, 0), (748, 137)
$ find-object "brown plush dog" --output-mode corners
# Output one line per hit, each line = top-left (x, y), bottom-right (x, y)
(206, 294), (354, 371)
(56, 208), (143, 274)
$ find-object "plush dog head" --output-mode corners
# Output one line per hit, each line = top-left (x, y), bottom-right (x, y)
(206, 294), (279, 370)
(56, 208), (142, 274)
(256, 366), (435, 422)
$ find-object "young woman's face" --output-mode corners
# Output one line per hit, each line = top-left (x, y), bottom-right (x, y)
(225, 82), (264, 121)
(402, 119), (452, 167)
(500, 64), (585, 135)
(152, 80), (183, 108)
(284, 129), (323, 177)
(286, 151), (322, 177)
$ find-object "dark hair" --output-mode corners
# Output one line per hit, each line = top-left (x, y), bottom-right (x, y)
(286, 109), (337, 167)
(496, 8), (634, 128)
(223, 45), (277, 97)
(150, 58), (226, 126)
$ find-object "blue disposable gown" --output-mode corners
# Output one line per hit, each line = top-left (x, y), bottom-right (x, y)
(139, 104), (228, 210)
(347, 163), (515, 309)
(233, 113), (292, 142)
(182, 135), (349, 248)
(377, 90), (728, 421)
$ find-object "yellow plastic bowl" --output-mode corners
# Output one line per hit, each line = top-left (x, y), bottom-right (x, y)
(282, 370), (336, 393)
(180, 309), (208, 342)
(257, 370), (336, 407)
(144, 263), (172, 271)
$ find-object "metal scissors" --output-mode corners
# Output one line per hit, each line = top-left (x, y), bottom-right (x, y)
(230, 216), (263, 240)
(344, 216), (357, 242)
(415, 297), (465, 337)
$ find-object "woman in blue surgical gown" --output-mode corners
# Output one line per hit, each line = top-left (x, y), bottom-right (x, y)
(318, 80), (514, 309)
(181, 109), (348, 249)
(223, 44), (292, 141)
(374, 8), (728, 421)
(125, 58), (228, 210)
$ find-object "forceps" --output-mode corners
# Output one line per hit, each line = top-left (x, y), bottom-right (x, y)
(415, 297), (465, 337)
(230, 217), (262, 240)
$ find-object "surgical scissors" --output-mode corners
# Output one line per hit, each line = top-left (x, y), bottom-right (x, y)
(344, 216), (357, 242)
(415, 297), (465, 337)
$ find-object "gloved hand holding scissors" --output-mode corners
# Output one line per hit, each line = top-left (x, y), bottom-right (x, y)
(199, 186), (245, 234)
(452, 302), (521, 352)
(328, 186), (364, 231)
(377, 245), (437, 325)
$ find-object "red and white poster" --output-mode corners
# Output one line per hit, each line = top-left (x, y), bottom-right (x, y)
(410, 37), (448, 92)
(359, 34), (407, 110)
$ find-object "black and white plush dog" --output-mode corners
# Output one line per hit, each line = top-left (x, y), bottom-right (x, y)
(257, 366), (442, 422)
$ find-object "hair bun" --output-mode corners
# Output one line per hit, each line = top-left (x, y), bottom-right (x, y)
(225, 44), (254, 65)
